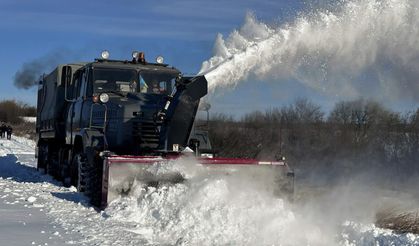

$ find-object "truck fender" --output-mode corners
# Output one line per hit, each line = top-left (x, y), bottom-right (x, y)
(77, 129), (107, 167)
(79, 128), (107, 153)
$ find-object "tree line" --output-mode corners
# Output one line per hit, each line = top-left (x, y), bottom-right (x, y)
(203, 99), (419, 182)
(0, 100), (36, 123)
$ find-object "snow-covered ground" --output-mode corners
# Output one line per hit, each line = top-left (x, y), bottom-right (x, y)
(21, 117), (36, 123)
(1, 136), (418, 245)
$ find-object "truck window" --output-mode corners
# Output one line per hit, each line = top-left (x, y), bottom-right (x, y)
(93, 68), (137, 93)
(61, 66), (72, 87)
(85, 68), (93, 96)
(80, 70), (88, 98)
(74, 70), (86, 99)
(72, 70), (82, 99)
(139, 71), (177, 95)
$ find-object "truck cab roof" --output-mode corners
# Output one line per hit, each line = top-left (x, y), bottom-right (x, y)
(88, 59), (181, 74)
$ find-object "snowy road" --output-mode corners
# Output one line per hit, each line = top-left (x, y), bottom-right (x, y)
(1, 136), (418, 245)
(0, 137), (148, 246)
(0, 137), (73, 246)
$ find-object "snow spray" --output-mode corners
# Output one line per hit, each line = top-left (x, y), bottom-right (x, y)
(200, 0), (419, 102)
(103, 158), (419, 245)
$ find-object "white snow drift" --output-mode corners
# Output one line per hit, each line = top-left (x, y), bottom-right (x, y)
(0, 136), (418, 245)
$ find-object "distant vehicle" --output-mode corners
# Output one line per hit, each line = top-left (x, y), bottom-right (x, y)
(36, 50), (294, 208)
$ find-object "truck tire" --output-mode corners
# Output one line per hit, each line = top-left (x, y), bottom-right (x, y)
(37, 143), (48, 174)
(47, 151), (59, 179)
(59, 149), (71, 186)
(89, 155), (103, 207)
(73, 152), (90, 193)
(37, 151), (46, 174)
(72, 150), (103, 207)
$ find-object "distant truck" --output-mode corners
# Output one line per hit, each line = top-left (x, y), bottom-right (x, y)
(36, 51), (294, 208)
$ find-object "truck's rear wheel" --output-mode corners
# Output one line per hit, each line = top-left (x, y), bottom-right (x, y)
(37, 152), (47, 174)
(59, 148), (71, 186)
(47, 151), (59, 179)
(37, 142), (48, 174)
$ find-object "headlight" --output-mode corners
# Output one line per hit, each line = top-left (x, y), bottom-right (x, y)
(99, 93), (109, 103)
(156, 55), (164, 64)
(101, 50), (110, 60)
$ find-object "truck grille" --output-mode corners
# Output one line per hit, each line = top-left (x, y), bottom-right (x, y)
(133, 120), (161, 148)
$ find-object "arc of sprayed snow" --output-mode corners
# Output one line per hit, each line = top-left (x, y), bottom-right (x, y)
(200, 31), (286, 93)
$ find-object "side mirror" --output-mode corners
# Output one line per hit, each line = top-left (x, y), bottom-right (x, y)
(62, 66), (75, 102)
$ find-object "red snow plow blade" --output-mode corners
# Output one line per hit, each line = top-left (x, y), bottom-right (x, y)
(100, 155), (294, 208)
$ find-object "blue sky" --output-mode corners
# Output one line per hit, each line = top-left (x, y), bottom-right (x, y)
(0, 0), (308, 116)
(2, 0), (415, 117)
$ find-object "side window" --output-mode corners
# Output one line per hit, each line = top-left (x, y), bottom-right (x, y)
(72, 71), (80, 99)
(73, 70), (85, 99)
(80, 70), (87, 97)
(61, 66), (72, 87)
(85, 68), (93, 96)
(61, 66), (74, 101)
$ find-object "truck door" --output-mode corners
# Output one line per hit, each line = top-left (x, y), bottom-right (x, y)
(71, 69), (87, 135)
(80, 68), (93, 130)
(63, 66), (75, 145)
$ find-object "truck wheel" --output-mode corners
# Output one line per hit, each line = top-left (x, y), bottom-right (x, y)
(37, 143), (48, 174)
(88, 156), (103, 207)
(72, 151), (102, 207)
(73, 152), (90, 193)
(47, 151), (59, 179)
(59, 149), (71, 186)
(37, 153), (46, 173)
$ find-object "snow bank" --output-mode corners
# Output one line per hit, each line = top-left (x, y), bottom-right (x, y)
(1, 136), (419, 245)
(341, 221), (419, 245)
(104, 159), (419, 245)
(105, 165), (295, 245)
(0, 135), (36, 158)
(21, 117), (37, 123)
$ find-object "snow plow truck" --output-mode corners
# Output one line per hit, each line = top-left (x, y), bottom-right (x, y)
(35, 51), (294, 208)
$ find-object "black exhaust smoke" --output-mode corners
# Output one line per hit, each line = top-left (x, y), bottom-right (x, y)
(14, 60), (46, 89)
(13, 51), (67, 89)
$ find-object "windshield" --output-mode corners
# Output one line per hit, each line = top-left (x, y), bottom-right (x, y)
(93, 68), (137, 93)
(93, 68), (177, 95)
(138, 71), (177, 95)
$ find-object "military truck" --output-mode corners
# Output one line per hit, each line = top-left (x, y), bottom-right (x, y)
(36, 51), (294, 208)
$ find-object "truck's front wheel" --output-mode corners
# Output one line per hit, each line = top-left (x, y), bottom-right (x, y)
(72, 152), (90, 193)
(71, 150), (103, 207)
